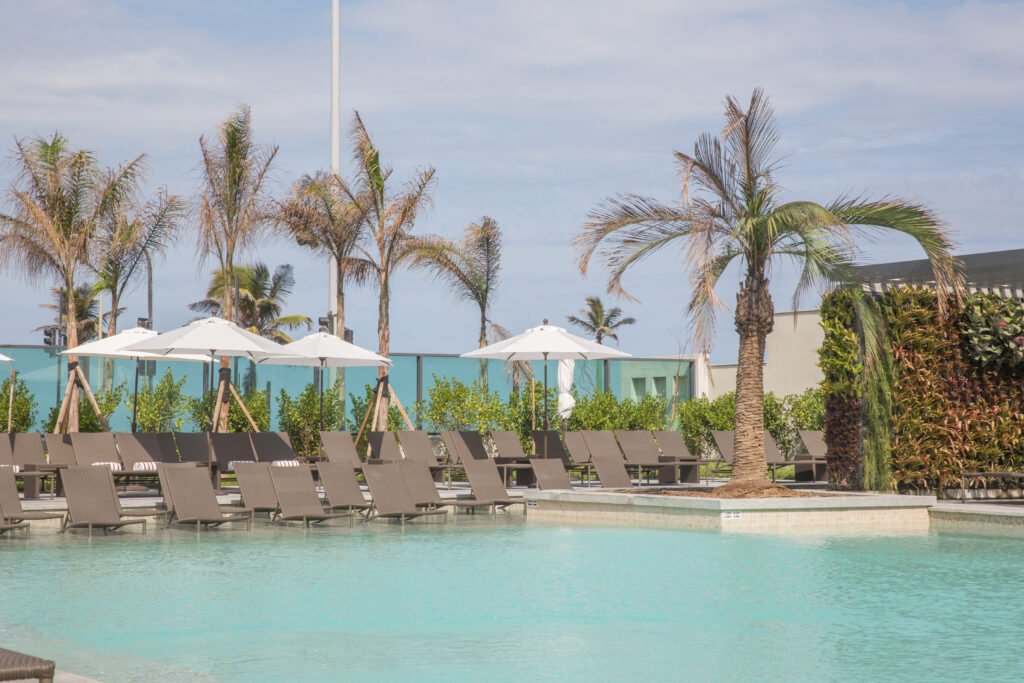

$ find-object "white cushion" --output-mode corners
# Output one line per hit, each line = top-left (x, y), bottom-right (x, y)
(0, 464), (19, 474)
(92, 461), (122, 472)
(271, 459), (300, 467)
(226, 461), (246, 472)
(132, 461), (159, 471)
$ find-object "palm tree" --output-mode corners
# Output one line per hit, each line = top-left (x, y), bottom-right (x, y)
(36, 285), (104, 343)
(575, 89), (959, 489)
(567, 296), (636, 345)
(92, 188), (183, 336)
(195, 105), (278, 430)
(276, 171), (373, 336)
(336, 112), (437, 429)
(189, 263), (312, 343)
(0, 133), (144, 431)
(410, 217), (502, 348)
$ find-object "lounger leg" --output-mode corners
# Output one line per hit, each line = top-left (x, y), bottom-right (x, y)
(142, 520), (147, 535)
(400, 514), (405, 528)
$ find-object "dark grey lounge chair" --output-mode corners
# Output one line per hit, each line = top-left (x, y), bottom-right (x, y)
(114, 433), (161, 472)
(269, 464), (353, 526)
(562, 431), (594, 484)
(398, 459), (487, 512)
(12, 433), (49, 469)
(710, 430), (735, 471)
(764, 431), (826, 482)
(251, 432), (299, 464)
(581, 431), (632, 489)
(320, 431), (364, 470)
(490, 430), (536, 487)
(209, 432), (256, 473)
(653, 430), (704, 483)
(367, 431), (402, 461)
(60, 466), (164, 536)
(0, 646), (55, 682)
(159, 464), (253, 530)
(0, 435), (49, 499)
(0, 467), (63, 533)
(362, 461), (447, 525)
(397, 431), (442, 465)
(457, 430), (533, 488)
(174, 432), (212, 464)
(796, 430), (828, 482)
(528, 458), (573, 490)
(232, 462), (282, 517)
(615, 430), (679, 484)
(43, 433), (76, 467)
(72, 432), (154, 488)
(317, 461), (371, 513)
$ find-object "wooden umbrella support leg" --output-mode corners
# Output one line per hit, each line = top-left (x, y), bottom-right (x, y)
(228, 382), (260, 432)
(55, 369), (76, 434)
(75, 365), (110, 432)
(211, 378), (227, 432)
(353, 380), (382, 449)
(387, 383), (415, 431)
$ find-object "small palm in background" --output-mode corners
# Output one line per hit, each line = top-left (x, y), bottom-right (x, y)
(567, 296), (636, 345)
(36, 285), (107, 343)
(190, 262), (312, 343)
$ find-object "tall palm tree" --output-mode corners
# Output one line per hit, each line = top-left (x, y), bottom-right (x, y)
(0, 133), (144, 431)
(410, 217), (502, 348)
(567, 296), (636, 345)
(195, 105), (278, 430)
(276, 171), (373, 336)
(336, 112), (437, 429)
(189, 263), (312, 343)
(575, 89), (959, 489)
(92, 188), (183, 336)
(36, 285), (104, 343)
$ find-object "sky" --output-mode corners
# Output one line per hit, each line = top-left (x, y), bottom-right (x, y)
(1, 0), (1022, 363)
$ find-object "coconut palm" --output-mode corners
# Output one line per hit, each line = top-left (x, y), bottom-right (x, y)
(195, 104), (278, 430)
(567, 296), (636, 345)
(189, 263), (312, 343)
(335, 112), (437, 429)
(92, 188), (183, 336)
(575, 89), (959, 489)
(276, 171), (373, 336)
(36, 285), (105, 343)
(0, 133), (144, 431)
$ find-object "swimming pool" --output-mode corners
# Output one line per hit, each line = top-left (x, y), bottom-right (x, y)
(1, 520), (1021, 681)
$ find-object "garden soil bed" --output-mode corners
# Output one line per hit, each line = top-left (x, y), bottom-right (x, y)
(623, 481), (824, 498)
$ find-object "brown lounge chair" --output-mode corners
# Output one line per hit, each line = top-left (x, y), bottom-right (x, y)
(251, 432), (299, 464)
(233, 462), (282, 517)
(397, 431), (449, 482)
(528, 458), (572, 490)
(114, 433), (161, 472)
(562, 431), (594, 484)
(367, 431), (402, 461)
(60, 466), (165, 536)
(398, 459), (486, 512)
(0, 467), (63, 533)
(458, 430), (533, 488)
(615, 430), (679, 484)
(0, 435), (49, 499)
(796, 430), (828, 482)
(445, 432), (525, 512)
(491, 431), (536, 487)
(71, 432), (156, 489)
(362, 461), (447, 525)
(317, 461), (372, 514)
(581, 431), (633, 489)
(269, 464), (354, 526)
(652, 431), (705, 484)
(210, 432), (256, 473)
(0, 646), (55, 682)
(174, 432), (212, 464)
(320, 431), (364, 471)
(159, 464), (253, 530)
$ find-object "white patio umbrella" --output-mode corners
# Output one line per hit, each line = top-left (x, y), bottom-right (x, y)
(557, 359), (576, 419)
(62, 327), (210, 432)
(124, 317), (300, 432)
(256, 331), (392, 431)
(461, 319), (630, 428)
(1, 353), (14, 433)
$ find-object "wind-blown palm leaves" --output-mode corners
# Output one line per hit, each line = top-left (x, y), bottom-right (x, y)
(410, 217), (502, 348)
(36, 285), (105, 344)
(334, 112), (437, 429)
(0, 133), (145, 431)
(575, 89), (960, 487)
(567, 296), (636, 345)
(276, 172), (373, 336)
(189, 263), (312, 343)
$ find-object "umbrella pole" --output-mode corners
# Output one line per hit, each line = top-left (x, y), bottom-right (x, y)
(543, 352), (549, 430)
(131, 358), (140, 433)
(7, 367), (15, 433)
(318, 362), (324, 461)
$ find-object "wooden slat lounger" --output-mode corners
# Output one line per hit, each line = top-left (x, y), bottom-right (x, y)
(0, 468), (63, 534)
(60, 466), (165, 536)
(652, 430), (709, 484)
(316, 461), (372, 514)
(269, 464), (354, 526)
(362, 461), (447, 525)
(581, 431), (633, 489)
(528, 458), (573, 490)
(398, 459), (489, 512)
(0, 646), (55, 682)
(233, 462), (282, 517)
(319, 431), (364, 471)
(159, 464), (253, 530)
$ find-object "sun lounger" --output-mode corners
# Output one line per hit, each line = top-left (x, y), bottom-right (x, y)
(0, 646), (55, 682)
(652, 430), (704, 484)
(439, 433), (525, 512)
(320, 431), (364, 470)
(114, 433), (160, 472)
(251, 432), (299, 464)
(269, 464), (353, 526)
(0, 467), (63, 533)
(12, 433), (49, 470)
(158, 464), (253, 530)
(316, 461), (371, 513)
(398, 459), (487, 511)
(532, 430), (572, 464)
(796, 430), (828, 482)
(710, 430), (735, 469)
(174, 432), (212, 464)
(0, 520), (30, 536)
(232, 462), (282, 517)
(71, 432), (156, 490)
(615, 430), (681, 484)
(362, 461), (447, 525)
(581, 431), (632, 489)
(397, 431), (448, 482)
(457, 430), (533, 487)
(528, 458), (573, 490)
(209, 432), (256, 473)
(0, 435), (49, 499)
(367, 431), (402, 461)
(490, 430), (536, 487)
(562, 431), (594, 484)
(43, 433), (76, 466)
(60, 466), (164, 535)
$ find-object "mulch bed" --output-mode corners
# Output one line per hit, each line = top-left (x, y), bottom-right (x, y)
(618, 480), (825, 499)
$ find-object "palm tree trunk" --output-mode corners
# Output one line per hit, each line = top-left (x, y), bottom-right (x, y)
(479, 306), (488, 388)
(65, 280), (80, 432)
(217, 267), (233, 432)
(731, 277), (774, 482)
(335, 272), (346, 425)
(376, 276), (390, 430)
(102, 291), (118, 393)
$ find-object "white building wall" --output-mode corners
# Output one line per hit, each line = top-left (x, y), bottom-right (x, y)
(705, 310), (823, 399)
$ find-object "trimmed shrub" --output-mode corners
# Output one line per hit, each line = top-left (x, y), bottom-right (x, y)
(0, 373), (38, 432)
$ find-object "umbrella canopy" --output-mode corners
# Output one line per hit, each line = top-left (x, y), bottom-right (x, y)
(461, 321), (631, 361)
(256, 332), (392, 368)
(60, 327), (210, 363)
(123, 317), (297, 359)
(0, 353), (12, 363)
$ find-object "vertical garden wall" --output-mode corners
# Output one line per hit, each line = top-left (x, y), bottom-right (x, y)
(819, 286), (1024, 493)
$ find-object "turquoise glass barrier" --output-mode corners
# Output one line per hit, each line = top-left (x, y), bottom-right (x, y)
(0, 345), (693, 431)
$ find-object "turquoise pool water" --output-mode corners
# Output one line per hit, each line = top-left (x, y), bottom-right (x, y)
(2, 521), (1022, 681)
